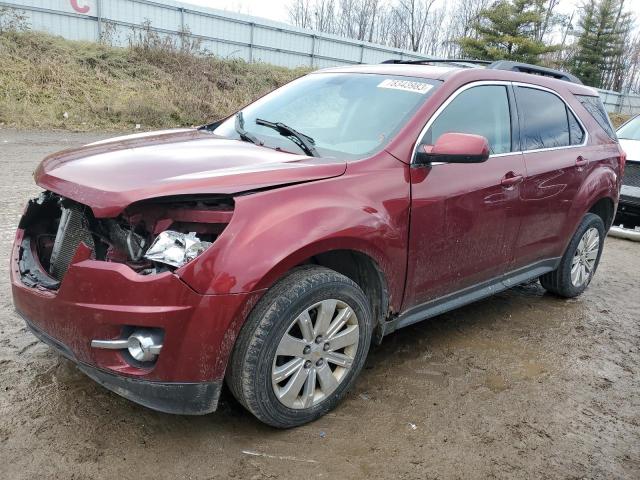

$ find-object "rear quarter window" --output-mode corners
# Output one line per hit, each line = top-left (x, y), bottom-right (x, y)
(576, 95), (616, 140)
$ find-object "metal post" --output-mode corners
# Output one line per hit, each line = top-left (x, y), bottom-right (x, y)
(179, 7), (185, 49)
(96, 0), (102, 41)
(248, 22), (254, 63)
(310, 35), (316, 68)
(359, 44), (365, 64)
(618, 87), (631, 115)
(615, 92), (623, 114)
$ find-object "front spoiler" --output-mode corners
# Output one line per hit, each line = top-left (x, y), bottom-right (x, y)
(23, 312), (221, 415)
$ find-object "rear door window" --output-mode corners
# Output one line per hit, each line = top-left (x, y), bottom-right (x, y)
(422, 85), (512, 154)
(515, 87), (571, 150)
(567, 108), (585, 145)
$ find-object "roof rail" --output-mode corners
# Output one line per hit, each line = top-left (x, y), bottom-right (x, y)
(487, 60), (583, 84)
(380, 58), (583, 85)
(381, 58), (491, 67)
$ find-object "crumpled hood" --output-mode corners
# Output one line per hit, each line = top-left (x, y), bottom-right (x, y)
(35, 129), (346, 217)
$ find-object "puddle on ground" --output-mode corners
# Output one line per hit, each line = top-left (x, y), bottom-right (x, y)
(485, 373), (509, 392)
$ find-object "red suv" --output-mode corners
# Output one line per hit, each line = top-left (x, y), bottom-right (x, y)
(11, 60), (624, 428)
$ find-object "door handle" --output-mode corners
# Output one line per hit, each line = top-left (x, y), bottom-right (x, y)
(501, 173), (523, 187)
(576, 155), (588, 167)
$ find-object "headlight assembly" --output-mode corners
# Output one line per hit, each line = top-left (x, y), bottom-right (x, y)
(144, 230), (212, 268)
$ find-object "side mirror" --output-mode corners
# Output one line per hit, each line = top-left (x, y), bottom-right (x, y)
(415, 132), (490, 165)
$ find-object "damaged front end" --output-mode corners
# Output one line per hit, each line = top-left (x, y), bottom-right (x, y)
(17, 191), (233, 290)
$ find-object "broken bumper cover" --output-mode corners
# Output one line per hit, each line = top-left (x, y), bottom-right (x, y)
(11, 229), (262, 415)
(23, 314), (221, 415)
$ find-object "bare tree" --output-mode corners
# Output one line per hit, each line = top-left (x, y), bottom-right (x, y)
(289, 0), (484, 55)
(533, 0), (560, 42)
(288, 0), (313, 28)
(286, 0), (639, 92)
(443, 0), (490, 57)
(375, 5), (406, 49)
(552, 10), (576, 67)
(394, 0), (436, 52)
(313, 0), (336, 32)
(626, 32), (640, 93)
(602, 0), (632, 91)
(367, 0), (380, 42)
(422, 6), (446, 56)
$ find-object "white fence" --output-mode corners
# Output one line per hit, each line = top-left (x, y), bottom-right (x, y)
(598, 88), (640, 116)
(0, 0), (430, 68)
(1, 0), (639, 115)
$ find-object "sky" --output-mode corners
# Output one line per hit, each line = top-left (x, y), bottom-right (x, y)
(180, 0), (585, 26)
(182, 0), (290, 22)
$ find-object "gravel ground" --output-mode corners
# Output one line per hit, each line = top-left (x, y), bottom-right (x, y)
(0, 129), (639, 479)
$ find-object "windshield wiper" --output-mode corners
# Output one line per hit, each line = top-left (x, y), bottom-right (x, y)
(255, 118), (319, 157)
(234, 111), (261, 146)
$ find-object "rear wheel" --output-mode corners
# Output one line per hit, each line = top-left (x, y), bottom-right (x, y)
(227, 266), (372, 428)
(540, 213), (605, 298)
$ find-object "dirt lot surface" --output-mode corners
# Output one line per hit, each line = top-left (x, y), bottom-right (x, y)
(0, 129), (639, 479)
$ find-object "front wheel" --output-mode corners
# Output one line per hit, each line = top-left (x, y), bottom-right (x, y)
(540, 213), (605, 298)
(226, 266), (372, 428)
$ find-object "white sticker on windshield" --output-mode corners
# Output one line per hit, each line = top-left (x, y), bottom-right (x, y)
(377, 79), (433, 94)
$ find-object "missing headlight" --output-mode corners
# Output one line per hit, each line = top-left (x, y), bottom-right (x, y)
(144, 230), (212, 268)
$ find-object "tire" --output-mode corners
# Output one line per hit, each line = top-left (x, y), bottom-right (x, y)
(226, 266), (372, 428)
(540, 213), (605, 298)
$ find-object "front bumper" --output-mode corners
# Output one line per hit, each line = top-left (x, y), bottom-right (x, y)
(24, 314), (221, 414)
(11, 229), (262, 414)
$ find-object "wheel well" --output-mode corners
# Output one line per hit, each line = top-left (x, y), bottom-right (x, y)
(588, 197), (614, 230)
(304, 250), (389, 336)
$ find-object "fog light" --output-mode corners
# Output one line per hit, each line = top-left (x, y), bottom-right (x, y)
(127, 331), (163, 362)
(91, 329), (163, 363)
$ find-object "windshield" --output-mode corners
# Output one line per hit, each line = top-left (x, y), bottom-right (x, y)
(618, 115), (640, 140)
(213, 73), (441, 159)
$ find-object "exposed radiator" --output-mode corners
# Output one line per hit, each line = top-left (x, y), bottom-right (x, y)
(49, 204), (95, 281)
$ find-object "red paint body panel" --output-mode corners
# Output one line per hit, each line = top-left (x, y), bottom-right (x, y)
(177, 152), (411, 308)
(429, 132), (490, 157)
(11, 64), (623, 414)
(35, 129), (346, 217)
(515, 147), (587, 265)
(404, 153), (526, 307)
(11, 229), (263, 382)
(512, 91), (621, 267)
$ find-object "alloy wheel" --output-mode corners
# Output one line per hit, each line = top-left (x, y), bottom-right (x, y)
(271, 299), (360, 409)
(570, 227), (600, 287)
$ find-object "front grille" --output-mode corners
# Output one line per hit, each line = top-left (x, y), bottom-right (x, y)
(49, 204), (95, 280)
(623, 162), (640, 188)
(620, 194), (640, 208)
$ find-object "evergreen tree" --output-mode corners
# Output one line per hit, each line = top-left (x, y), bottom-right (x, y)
(457, 0), (558, 63)
(570, 0), (632, 89)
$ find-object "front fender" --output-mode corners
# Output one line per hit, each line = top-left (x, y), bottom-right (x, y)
(177, 155), (410, 311)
